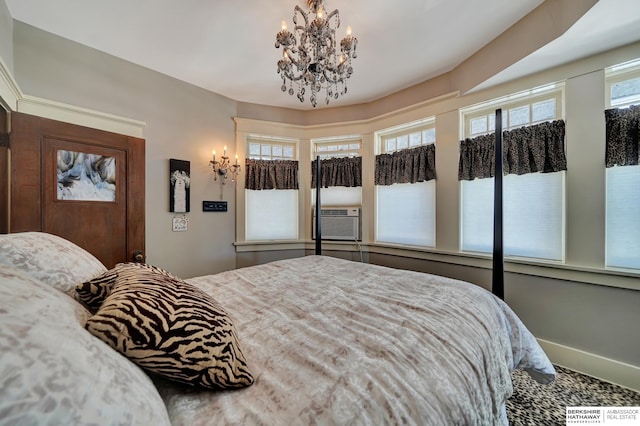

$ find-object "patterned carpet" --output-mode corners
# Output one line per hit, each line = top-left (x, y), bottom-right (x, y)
(507, 365), (640, 425)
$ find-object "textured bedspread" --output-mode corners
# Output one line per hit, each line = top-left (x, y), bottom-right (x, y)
(158, 255), (555, 426)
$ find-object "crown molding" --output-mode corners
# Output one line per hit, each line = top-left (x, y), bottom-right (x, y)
(0, 55), (145, 138)
(0, 56), (22, 111)
(17, 95), (146, 138)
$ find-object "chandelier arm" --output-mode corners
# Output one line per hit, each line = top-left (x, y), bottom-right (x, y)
(321, 69), (346, 84)
(282, 71), (306, 82)
(293, 5), (309, 26)
(325, 9), (340, 27)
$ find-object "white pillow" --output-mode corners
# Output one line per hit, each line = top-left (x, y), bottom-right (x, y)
(0, 266), (171, 426)
(0, 232), (107, 293)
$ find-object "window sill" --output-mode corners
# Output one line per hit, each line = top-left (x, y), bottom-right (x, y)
(234, 240), (640, 291)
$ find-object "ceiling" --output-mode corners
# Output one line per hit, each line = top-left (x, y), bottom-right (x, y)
(5, 0), (640, 111)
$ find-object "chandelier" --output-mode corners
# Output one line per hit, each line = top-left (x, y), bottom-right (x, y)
(275, 0), (358, 108)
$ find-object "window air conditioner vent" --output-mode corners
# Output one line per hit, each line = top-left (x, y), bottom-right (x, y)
(313, 207), (361, 241)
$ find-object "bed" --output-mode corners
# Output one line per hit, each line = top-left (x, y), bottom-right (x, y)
(0, 231), (555, 426)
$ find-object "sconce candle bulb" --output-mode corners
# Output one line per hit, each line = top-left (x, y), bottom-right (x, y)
(209, 146), (241, 185)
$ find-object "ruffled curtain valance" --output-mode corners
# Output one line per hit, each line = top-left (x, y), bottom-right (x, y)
(311, 156), (362, 188)
(458, 119), (567, 181)
(245, 159), (299, 190)
(375, 144), (436, 186)
(605, 105), (640, 167)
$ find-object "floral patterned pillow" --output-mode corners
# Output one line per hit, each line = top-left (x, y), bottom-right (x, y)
(0, 266), (171, 425)
(0, 232), (107, 293)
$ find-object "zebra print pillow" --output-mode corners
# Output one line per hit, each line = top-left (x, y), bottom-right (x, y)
(84, 263), (254, 389)
(75, 268), (118, 311)
(75, 263), (179, 311)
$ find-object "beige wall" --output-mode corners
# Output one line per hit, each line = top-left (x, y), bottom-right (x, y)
(11, 21), (239, 278)
(0, 0), (12, 74)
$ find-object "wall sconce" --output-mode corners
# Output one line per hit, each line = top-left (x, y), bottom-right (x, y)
(209, 145), (241, 184)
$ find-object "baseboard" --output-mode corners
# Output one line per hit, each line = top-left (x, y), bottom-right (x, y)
(538, 338), (640, 392)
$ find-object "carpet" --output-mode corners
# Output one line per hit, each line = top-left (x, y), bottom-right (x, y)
(507, 365), (640, 425)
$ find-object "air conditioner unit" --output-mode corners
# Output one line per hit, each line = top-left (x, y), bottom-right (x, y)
(312, 207), (361, 241)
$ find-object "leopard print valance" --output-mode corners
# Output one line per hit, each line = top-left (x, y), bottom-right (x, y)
(375, 144), (436, 186)
(458, 119), (567, 181)
(605, 105), (640, 168)
(245, 159), (299, 190)
(311, 156), (362, 188)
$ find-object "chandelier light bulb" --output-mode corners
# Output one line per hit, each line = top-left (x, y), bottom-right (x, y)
(346, 26), (352, 36)
(281, 20), (287, 31)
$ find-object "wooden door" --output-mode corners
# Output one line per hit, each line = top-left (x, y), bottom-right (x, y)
(10, 112), (145, 268)
(0, 107), (8, 233)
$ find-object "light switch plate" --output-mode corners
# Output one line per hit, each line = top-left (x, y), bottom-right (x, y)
(172, 216), (188, 232)
(203, 200), (228, 212)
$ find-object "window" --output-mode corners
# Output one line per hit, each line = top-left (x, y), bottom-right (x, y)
(245, 137), (298, 241)
(375, 118), (436, 247)
(314, 139), (361, 159)
(460, 84), (565, 261)
(607, 59), (640, 108)
(605, 59), (640, 270)
(248, 139), (295, 160)
(312, 137), (362, 207)
(464, 86), (562, 136)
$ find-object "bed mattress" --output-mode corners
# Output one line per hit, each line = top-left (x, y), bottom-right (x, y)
(157, 255), (555, 425)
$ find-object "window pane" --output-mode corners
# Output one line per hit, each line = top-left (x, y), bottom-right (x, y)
(611, 77), (640, 107)
(272, 145), (283, 158)
(606, 165), (640, 269)
(249, 143), (261, 156)
(489, 113), (496, 132)
(283, 146), (294, 158)
(460, 178), (494, 253)
(461, 172), (564, 260)
(349, 143), (361, 151)
(261, 144), (271, 157)
(397, 135), (409, 150)
(246, 189), (298, 240)
(376, 181), (435, 247)
(385, 138), (396, 153)
(312, 187), (362, 207)
(409, 132), (421, 147)
(503, 172), (564, 260)
(509, 105), (530, 128)
(532, 99), (555, 122)
(422, 128), (436, 144)
(470, 117), (487, 136)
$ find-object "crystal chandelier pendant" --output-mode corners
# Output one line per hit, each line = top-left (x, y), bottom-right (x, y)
(275, 0), (358, 108)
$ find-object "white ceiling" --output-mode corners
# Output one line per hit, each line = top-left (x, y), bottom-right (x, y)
(5, 0), (640, 110)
